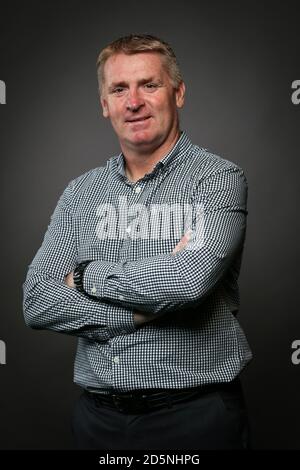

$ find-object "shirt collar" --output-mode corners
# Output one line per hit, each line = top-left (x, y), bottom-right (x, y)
(115, 131), (193, 180)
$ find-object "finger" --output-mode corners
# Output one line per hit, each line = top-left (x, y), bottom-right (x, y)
(172, 229), (193, 254)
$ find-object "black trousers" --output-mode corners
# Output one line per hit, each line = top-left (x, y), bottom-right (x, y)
(72, 381), (250, 450)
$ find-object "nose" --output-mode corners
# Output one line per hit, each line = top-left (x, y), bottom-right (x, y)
(126, 88), (145, 112)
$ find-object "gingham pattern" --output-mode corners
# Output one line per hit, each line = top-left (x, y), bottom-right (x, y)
(23, 131), (252, 393)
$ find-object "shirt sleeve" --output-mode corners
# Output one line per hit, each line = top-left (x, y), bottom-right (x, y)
(22, 180), (136, 341)
(82, 167), (248, 315)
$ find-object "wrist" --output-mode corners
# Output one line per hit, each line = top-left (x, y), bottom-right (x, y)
(73, 260), (92, 294)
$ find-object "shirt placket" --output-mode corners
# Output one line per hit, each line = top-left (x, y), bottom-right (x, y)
(107, 177), (151, 389)
(117, 178), (151, 262)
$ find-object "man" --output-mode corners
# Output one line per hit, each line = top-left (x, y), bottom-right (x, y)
(23, 34), (252, 450)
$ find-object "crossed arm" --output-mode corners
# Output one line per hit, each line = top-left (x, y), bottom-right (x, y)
(64, 231), (191, 326)
(67, 166), (247, 321)
(23, 180), (190, 340)
(23, 166), (247, 338)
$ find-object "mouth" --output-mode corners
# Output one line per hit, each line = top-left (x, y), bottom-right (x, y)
(125, 116), (152, 123)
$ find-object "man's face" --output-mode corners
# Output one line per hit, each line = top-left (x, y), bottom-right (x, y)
(100, 52), (185, 154)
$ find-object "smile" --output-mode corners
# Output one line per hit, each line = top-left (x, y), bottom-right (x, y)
(125, 116), (152, 123)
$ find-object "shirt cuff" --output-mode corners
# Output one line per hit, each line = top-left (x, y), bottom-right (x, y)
(82, 261), (114, 298)
(106, 304), (137, 337)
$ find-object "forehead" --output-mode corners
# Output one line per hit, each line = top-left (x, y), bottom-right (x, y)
(103, 52), (167, 83)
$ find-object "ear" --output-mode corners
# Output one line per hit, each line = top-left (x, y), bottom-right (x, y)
(175, 81), (185, 109)
(100, 95), (109, 118)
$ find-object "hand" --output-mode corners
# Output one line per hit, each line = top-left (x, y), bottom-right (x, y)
(172, 229), (192, 254)
(65, 271), (75, 288)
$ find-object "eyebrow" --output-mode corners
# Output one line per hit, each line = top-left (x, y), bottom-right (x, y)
(108, 77), (163, 92)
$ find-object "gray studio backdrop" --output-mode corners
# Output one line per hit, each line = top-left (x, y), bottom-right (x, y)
(0, 0), (299, 449)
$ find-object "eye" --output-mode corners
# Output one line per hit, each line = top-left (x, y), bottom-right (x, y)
(112, 87), (125, 95)
(144, 83), (159, 91)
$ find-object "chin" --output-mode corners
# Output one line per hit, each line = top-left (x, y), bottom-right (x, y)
(127, 133), (157, 147)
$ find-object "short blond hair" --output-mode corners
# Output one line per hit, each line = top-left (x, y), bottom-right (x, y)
(96, 34), (183, 93)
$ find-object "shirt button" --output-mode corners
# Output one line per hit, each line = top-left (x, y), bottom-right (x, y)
(135, 186), (142, 194)
(113, 356), (120, 364)
(126, 226), (131, 234)
(91, 285), (97, 294)
(119, 295), (124, 301)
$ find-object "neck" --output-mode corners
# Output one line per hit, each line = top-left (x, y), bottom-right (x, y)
(121, 129), (181, 183)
